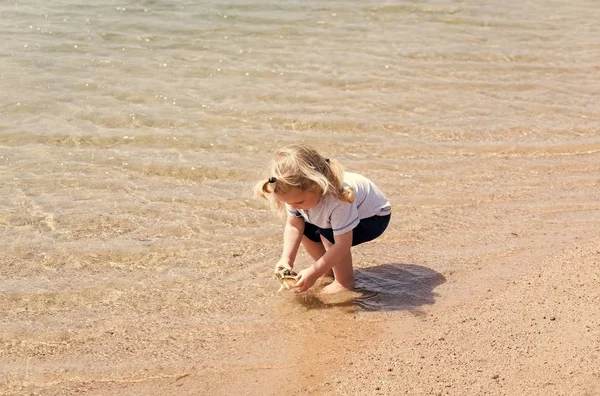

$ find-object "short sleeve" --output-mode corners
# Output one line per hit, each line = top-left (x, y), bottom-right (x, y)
(330, 201), (359, 235)
(285, 203), (302, 218)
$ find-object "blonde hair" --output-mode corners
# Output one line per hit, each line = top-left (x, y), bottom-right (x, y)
(254, 145), (354, 213)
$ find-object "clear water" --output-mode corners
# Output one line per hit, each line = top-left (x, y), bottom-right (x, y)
(1, 0), (599, 393)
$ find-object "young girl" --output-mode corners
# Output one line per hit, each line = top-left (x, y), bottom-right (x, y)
(255, 145), (391, 294)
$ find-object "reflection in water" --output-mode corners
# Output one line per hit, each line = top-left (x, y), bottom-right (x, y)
(305, 292), (358, 309)
(354, 264), (446, 311)
(287, 280), (360, 312)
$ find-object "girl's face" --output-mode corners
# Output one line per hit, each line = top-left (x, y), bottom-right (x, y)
(276, 188), (321, 210)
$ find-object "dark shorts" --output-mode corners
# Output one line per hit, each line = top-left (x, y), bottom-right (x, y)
(303, 214), (391, 246)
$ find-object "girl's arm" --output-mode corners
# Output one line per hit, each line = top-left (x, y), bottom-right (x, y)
(276, 215), (305, 271)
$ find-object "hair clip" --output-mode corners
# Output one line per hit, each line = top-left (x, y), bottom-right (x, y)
(268, 177), (277, 183)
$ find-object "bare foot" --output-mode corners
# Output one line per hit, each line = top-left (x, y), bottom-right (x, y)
(321, 280), (354, 294)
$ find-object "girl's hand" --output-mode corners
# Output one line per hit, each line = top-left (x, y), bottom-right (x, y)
(274, 259), (293, 274)
(294, 266), (319, 293)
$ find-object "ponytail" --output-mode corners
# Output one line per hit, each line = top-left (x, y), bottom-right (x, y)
(341, 185), (355, 203)
(326, 158), (355, 203)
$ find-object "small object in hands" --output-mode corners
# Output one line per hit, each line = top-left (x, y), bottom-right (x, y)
(275, 268), (298, 292)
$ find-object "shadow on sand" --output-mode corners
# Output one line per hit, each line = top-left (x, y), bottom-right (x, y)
(353, 263), (446, 311)
(293, 263), (445, 312)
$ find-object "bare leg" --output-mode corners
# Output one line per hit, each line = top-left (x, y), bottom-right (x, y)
(301, 236), (334, 277)
(320, 236), (355, 294)
(301, 235), (326, 261)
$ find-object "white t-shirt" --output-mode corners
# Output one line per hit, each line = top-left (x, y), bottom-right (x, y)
(286, 172), (391, 235)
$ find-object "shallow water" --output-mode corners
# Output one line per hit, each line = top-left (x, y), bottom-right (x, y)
(1, 0), (599, 394)
(2, 0), (598, 272)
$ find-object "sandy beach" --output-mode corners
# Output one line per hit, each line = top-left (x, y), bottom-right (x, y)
(2, 133), (599, 395)
(1, 1), (599, 395)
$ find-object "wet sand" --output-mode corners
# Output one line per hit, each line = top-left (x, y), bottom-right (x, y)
(2, 132), (599, 395)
